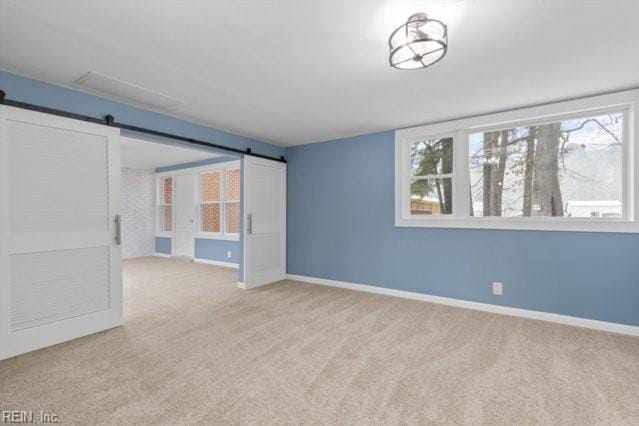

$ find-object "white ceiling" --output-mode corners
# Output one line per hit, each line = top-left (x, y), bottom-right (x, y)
(121, 136), (221, 171)
(1, 0), (638, 146)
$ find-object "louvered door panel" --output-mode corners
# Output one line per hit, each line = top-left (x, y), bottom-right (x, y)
(0, 106), (122, 360)
(10, 247), (110, 331)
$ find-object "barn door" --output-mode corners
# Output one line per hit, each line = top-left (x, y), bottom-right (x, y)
(243, 156), (286, 289)
(0, 105), (122, 360)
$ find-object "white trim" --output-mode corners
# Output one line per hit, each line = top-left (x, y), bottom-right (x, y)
(237, 281), (246, 289)
(153, 252), (171, 258)
(395, 89), (639, 233)
(193, 258), (238, 269)
(195, 233), (240, 241)
(286, 274), (639, 337)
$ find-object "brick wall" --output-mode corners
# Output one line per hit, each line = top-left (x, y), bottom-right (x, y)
(122, 168), (155, 259)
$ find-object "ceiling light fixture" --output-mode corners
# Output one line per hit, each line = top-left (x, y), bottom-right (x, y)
(389, 13), (448, 70)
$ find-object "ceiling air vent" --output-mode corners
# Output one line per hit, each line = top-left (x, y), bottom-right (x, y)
(74, 71), (183, 110)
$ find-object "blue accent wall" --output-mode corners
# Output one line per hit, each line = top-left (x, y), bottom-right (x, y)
(195, 239), (240, 263)
(286, 131), (639, 326)
(155, 237), (172, 255)
(154, 237), (239, 264)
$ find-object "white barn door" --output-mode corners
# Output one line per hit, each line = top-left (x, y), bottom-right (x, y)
(0, 106), (122, 360)
(244, 156), (286, 289)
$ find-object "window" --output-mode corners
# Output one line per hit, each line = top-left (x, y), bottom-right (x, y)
(395, 90), (639, 232)
(200, 171), (221, 233)
(226, 169), (240, 233)
(199, 166), (240, 237)
(469, 112), (623, 218)
(156, 177), (172, 235)
(410, 137), (453, 215)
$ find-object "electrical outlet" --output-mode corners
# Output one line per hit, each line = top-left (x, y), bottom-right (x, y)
(227, 250), (232, 259)
(492, 282), (503, 296)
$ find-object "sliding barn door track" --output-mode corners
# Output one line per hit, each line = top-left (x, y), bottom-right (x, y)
(0, 90), (286, 163)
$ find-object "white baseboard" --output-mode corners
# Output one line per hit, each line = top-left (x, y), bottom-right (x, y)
(286, 274), (639, 337)
(194, 258), (239, 269)
(153, 252), (171, 258)
(237, 282), (245, 289)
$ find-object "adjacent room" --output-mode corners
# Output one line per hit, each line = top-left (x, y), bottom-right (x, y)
(120, 135), (242, 268)
(1, 0), (638, 424)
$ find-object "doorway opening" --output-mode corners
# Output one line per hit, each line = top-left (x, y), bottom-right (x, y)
(121, 134), (241, 268)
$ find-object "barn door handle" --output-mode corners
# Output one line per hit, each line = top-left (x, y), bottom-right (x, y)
(247, 213), (252, 234)
(114, 214), (122, 245)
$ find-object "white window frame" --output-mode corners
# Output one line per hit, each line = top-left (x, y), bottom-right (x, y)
(155, 176), (173, 237)
(198, 170), (224, 238)
(223, 168), (241, 235)
(156, 161), (240, 241)
(395, 89), (639, 233)
(197, 167), (241, 240)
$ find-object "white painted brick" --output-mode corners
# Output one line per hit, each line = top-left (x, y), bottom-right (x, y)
(121, 168), (155, 259)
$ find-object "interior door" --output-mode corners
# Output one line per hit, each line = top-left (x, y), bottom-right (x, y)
(0, 105), (122, 361)
(173, 173), (195, 258)
(244, 156), (286, 289)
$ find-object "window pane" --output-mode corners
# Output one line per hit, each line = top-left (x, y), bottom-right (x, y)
(201, 204), (220, 232)
(163, 177), (172, 205)
(411, 137), (453, 176)
(226, 202), (240, 233)
(161, 205), (172, 232)
(226, 169), (240, 201)
(410, 178), (452, 215)
(201, 172), (220, 203)
(469, 113), (623, 218)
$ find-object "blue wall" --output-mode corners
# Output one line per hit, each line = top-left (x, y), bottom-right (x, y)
(286, 131), (639, 326)
(196, 239), (239, 263)
(155, 237), (172, 255)
(154, 237), (239, 264)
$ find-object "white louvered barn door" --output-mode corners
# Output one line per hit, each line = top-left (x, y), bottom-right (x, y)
(0, 105), (122, 360)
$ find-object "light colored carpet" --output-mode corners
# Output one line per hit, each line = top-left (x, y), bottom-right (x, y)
(1, 257), (638, 425)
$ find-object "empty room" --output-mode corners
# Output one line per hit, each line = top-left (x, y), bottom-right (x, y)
(0, 0), (638, 424)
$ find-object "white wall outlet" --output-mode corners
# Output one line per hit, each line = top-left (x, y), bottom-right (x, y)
(227, 250), (232, 259)
(493, 282), (503, 296)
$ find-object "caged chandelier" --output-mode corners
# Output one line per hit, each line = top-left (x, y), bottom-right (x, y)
(389, 13), (448, 70)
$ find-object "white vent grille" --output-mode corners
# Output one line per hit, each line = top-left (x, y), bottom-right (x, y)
(75, 71), (183, 110)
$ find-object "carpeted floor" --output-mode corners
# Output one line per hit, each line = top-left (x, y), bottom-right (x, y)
(1, 257), (638, 424)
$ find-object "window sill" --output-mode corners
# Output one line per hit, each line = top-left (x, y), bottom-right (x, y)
(155, 233), (172, 238)
(395, 216), (639, 233)
(195, 233), (240, 241)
